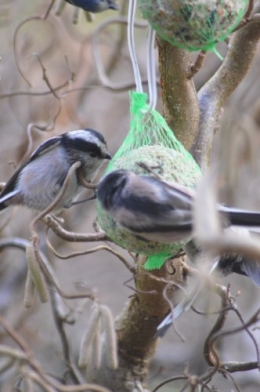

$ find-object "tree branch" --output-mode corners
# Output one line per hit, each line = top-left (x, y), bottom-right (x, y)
(157, 39), (200, 151)
(191, 14), (260, 171)
(86, 255), (186, 390)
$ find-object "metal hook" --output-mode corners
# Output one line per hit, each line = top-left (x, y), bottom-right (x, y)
(127, 0), (157, 113)
(146, 25), (157, 112)
(127, 0), (143, 93)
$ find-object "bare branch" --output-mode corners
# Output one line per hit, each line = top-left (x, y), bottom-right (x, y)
(44, 215), (110, 242)
(13, 0), (56, 86)
(203, 284), (232, 368)
(157, 39), (200, 151)
(188, 51), (207, 79)
(46, 233), (135, 273)
(191, 14), (260, 171)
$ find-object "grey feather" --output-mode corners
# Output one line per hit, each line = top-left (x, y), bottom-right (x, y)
(0, 129), (110, 212)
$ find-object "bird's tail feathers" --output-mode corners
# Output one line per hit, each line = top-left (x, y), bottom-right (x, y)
(0, 190), (19, 211)
(222, 207), (260, 228)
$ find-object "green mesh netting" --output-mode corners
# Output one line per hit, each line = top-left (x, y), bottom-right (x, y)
(107, 92), (197, 166)
(97, 92), (202, 269)
(138, 0), (247, 53)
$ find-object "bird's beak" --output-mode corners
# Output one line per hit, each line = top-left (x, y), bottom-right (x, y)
(104, 153), (112, 160)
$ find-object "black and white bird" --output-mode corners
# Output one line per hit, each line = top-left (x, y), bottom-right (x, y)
(65, 0), (118, 13)
(97, 169), (260, 336)
(97, 169), (260, 243)
(0, 128), (111, 213)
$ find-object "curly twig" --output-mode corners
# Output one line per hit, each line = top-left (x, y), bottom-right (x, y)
(13, 0), (56, 86)
(203, 284), (231, 368)
(46, 233), (135, 273)
(0, 315), (112, 392)
(44, 215), (110, 242)
(206, 308), (260, 373)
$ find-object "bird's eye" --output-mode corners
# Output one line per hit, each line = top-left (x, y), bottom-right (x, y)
(90, 152), (98, 158)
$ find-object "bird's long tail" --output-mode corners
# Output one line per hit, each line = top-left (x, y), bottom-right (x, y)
(222, 207), (260, 227)
(0, 190), (19, 211)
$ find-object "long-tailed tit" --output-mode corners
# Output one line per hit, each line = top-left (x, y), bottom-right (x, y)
(97, 169), (260, 243)
(97, 169), (260, 338)
(65, 0), (118, 12)
(0, 128), (111, 213)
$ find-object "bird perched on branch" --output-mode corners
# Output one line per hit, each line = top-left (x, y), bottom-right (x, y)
(97, 169), (260, 336)
(65, 0), (118, 12)
(97, 169), (260, 243)
(0, 128), (111, 213)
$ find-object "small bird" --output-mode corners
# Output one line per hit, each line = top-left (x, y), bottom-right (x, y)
(97, 169), (260, 338)
(97, 169), (260, 243)
(0, 128), (111, 213)
(65, 0), (118, 13)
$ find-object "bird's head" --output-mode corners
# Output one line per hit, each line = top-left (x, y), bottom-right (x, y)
(97, 169), (129, 211)
(61, 128), (111, 175)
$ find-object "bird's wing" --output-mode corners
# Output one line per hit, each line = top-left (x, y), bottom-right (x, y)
(0, 136), (62, 200)
(29, 136), (62, 162)
(115, 176), (194, 233)
(0, 188), (20, 209)
(0, 164), (26, 200)
(165, 180), (196, 198)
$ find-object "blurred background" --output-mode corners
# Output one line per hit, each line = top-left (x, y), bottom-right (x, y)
(0, 0), (260, 390)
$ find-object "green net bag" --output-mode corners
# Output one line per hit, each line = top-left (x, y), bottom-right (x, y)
(97, 92), (201, 268)
(138, 0), (247, 52)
